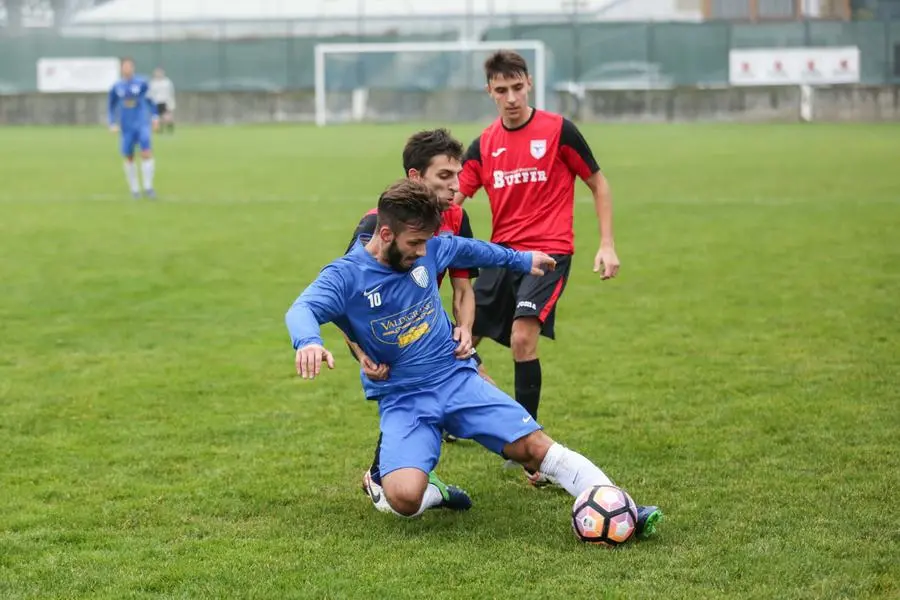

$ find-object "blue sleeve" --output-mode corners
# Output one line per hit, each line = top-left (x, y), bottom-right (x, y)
(285, 264), (350, 350)
(430, 235), (532, 275)
(107, 86), (118, 125)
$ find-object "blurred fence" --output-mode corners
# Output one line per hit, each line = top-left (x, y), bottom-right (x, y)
(2, 17), (900, 95)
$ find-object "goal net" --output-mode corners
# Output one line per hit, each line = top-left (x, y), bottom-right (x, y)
(314, 40), (550, 126)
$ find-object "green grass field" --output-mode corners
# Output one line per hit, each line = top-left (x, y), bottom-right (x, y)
(1, 122), (898, 599)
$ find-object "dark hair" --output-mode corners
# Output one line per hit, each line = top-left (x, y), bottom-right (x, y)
(402, 128), (464, 175)
(376, 179), (443, 235)
(484, 50), (529, 84)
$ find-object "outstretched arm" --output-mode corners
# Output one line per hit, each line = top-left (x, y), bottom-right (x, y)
(285, 265), (350, 379)
(431, 235), (556, 277)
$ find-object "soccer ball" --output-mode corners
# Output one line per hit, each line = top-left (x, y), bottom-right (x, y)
(571, 484), (638, 546)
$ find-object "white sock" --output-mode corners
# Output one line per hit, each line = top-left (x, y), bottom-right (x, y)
(123, 161), (139, 194)
(388, 483), (443, 518)
(141, 158), (155, 190)
(539, 442), (614, 498)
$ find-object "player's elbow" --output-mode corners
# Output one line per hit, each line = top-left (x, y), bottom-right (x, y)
(587, 171), (610, 195)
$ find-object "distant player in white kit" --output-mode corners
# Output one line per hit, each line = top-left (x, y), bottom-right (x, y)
(149, 67), (176, 134)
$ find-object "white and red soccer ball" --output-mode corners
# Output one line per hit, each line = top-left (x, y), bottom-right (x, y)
(571, 484), (638, 546)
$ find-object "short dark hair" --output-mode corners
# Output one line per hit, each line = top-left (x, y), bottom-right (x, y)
(402, 128), (464, 175)
(376, 179), (443, 235)
(484, 50), (529, 84)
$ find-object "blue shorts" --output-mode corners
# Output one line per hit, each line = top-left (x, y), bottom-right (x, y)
(377, 367), (542, 477)
(120, 127), (152, 156)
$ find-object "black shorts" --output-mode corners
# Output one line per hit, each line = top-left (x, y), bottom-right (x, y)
(156, 103), (168, 117)
(472, 254), (572, 347)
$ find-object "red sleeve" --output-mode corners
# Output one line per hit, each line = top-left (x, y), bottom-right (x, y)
(458, 136), (483, 198)
(559, 118), (600, 181)
(448, 208), (479, 280)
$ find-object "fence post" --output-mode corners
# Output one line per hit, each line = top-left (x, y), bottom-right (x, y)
(216, 21), (226, 120)
(572, 12), (581, 83)
(286, 21), (294, 90)
(885, 17), (892, 84)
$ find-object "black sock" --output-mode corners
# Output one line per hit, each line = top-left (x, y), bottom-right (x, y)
(515, 358), (542, 420)
(369, 433), (382, 485)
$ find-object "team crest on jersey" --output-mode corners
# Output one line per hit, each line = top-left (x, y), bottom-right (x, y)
(530, 139), (547, 159)
(410, 266), (429, 288)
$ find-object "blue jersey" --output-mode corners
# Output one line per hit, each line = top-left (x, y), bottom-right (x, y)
(286, 235), (533, 398)
(108, 77), (156, 131)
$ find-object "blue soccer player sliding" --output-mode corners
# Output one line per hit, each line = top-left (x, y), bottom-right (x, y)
(285, 179), (661, 537)
(108, 57), (159, 199)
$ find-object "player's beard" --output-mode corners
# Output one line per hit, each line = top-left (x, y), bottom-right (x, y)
(385, 239), (415, 272)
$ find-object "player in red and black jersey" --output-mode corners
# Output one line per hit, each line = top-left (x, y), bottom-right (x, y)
(455, 50), (622, 486)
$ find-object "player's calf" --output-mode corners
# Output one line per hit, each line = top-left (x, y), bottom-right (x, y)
(503, 431), (614, 497)
(139, 150), (156, 198)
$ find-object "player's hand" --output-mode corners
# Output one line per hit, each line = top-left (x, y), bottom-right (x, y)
(108, 124), (119, 133)
(593, 244), (620, 280)
(360, 354), (390, 381)
(453, 326), (474, 359)
(151, 119), (160, 132)
(295, 344), (335, 380)
(529, 251), (557, 276)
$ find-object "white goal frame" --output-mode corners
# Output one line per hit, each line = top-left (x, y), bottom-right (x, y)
(314, 40), (547, 126)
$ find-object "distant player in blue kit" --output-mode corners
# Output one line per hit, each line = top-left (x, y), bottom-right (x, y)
(285, 178), (662, 538)
(108, 57), (159, 199)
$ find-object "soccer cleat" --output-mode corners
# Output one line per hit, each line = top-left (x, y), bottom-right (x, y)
(144, 189), (156, 199)
(131, 191), (141, 200)
(361, 469), (392, 513)
(442, 431), (458, 443)
(428, 471), (472, 511)
(635, 505), (663, 539)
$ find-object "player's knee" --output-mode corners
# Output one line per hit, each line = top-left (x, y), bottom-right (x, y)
(510, 319), (540, 361)
(523, 430), (553, 463)
(503, 430), (552, 467)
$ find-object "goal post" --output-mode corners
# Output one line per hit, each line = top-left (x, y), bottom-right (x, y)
(314, 40), (548, 126)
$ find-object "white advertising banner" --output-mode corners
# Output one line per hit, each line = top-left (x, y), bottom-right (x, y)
(729, 47), (860, 86)
(37, 57), (120, 93)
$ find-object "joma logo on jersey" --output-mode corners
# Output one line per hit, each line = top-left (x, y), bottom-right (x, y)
(492, 168), (548, 189)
